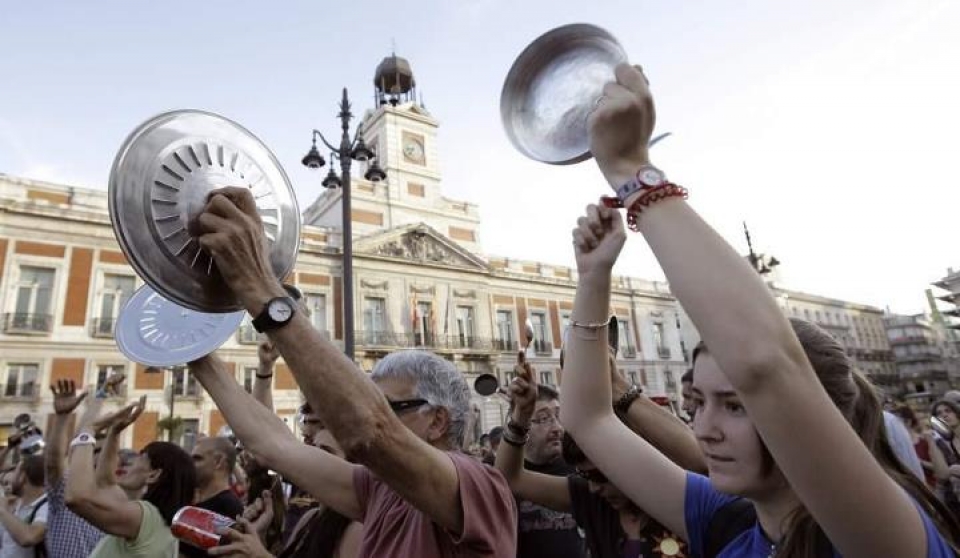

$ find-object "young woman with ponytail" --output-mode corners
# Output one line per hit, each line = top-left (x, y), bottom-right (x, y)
(560, 62), (960, 557)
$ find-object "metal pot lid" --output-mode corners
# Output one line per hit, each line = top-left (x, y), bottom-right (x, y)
(500, 23), (627, 165)
(109, 110), (300, 313)
(116, 284), (245, 367)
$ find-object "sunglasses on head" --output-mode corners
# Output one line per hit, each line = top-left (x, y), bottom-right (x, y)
(576, 468), (609, 484)
(388, 398), (430, 415)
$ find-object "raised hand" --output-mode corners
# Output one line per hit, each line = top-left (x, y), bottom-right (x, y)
(587, 63), (656, 188)
(102, 370), (126, 397)
(51, 380), (88, 415)
(508, 362), (539, 425)
(572, 203), (626, 276)
(258, 338), (280, 369)
(91, 395), (147, 434)
(196, 187), (284, 312)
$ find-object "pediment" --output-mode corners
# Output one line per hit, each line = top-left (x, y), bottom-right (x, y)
(355, 224), (487, 271)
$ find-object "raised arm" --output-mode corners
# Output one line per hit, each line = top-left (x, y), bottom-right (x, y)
(196, 189), (469, 534)
(46, 380), (90, 486)
(561, 202), (688, 538)
(189, 354), (361, 520)
(582, 63), (931, 558)
(64, 397), (143, 539)
(93, 395), (147, 488)
(253, 338), (279, 412)
(495, 364), (571, 513)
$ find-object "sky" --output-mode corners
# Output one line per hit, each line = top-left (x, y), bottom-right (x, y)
(1, 0), (957, 314)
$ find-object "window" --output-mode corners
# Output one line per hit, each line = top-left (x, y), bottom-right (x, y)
(171, 366), (199, 397)
(303, 292), (328, 335)
(95, 274), (135, 337)
(241, 366), (259, 393)
(95, 364), (126, 395)
(664, 369), (676, 390)
(4, 363), (39, 398)
(539, 370), (554, 386)
(179, 419), (200, 452)
(628, 371), (639, 385)
(653, 322), (670, 359)
(415, 301), (433, 346)
(455, 306), (475, 347)
(619, 319), (636, 357)
(8, 266), (55, 332)
(496, 310), (514, 350)
(560, 312), (572, 344)
(363, 297), (387, 344)
(531, 311), (551, 354)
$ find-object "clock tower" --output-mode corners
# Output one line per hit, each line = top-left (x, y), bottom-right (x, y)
(303, 53), (481, 253)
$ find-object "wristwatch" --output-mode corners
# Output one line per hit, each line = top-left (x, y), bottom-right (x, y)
(614, 384), (643, 416)
(70, 432), (96, 449)
(252, 296), (297, 333)
(614, 165), (668, 206)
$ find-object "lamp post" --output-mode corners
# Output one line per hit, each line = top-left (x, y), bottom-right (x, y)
(302, 88), (387, 360)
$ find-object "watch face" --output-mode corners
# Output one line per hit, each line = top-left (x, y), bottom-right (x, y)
(268, 299), (294, 322)
(638, 167), (665, 186)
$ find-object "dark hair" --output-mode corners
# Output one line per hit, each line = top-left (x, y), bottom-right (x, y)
(893, 404), (919, 429)
(299, 402), (313, 415)
(537, 384), (559, 402)
(20, 455), (44, 486)
(681, 369), (694, 384)
(142, 442), (197, 525)
(207, 436), (238, 473)
(279, 509), (353, 558)
(245, 466), (286, 555)
(488, 426), (503, 443)
(694, 319), (960, 557)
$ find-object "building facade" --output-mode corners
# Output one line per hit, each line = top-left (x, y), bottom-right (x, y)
(883, 313), (955, 411)
(0, 58), (689, 449)
(677, 280), (896, 390)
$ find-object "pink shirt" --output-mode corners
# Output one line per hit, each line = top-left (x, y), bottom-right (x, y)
(353, 452), (517, 557)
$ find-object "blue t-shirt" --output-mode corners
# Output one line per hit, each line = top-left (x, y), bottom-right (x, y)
(683, 472), (954, 557)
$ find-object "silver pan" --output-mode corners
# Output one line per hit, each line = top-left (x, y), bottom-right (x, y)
(109, 110), (300, 313)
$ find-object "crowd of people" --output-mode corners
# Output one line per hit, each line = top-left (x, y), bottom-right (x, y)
(3, 64), (960, 557)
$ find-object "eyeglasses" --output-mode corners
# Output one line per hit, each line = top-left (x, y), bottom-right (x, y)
(388, 398), (430, 415)
(576, 468), (609, 484)
(530, 412), (561, 426)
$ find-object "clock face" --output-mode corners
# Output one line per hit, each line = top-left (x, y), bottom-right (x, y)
(403, 136), (425, 164)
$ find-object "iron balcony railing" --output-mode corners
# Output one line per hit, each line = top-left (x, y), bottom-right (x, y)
(2, 313), (53, 334)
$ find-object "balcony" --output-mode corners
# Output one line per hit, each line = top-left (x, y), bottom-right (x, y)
(2, 313), (53, 334)
(533, 339), (553, 355)
(356, 331), (499, 354)
(493, 338), (518, 352)
(622, 346), (638, 359)
(658, 347), (672, 360)
(90, 317), (117, 338)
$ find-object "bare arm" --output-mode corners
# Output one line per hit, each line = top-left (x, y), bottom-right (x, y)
(494, 365), (571, 513)
(930, 439), (950, 482)
(190, 354), (361, 520)
(620, 395), (706, 474)
(45, 413), (70, 485)
(0, 503), (46, 546)
(582, 64), (930, 558)
(65, 399), (143, 539)
(253, 339), (278, 412)
(197, 188), (466, 535)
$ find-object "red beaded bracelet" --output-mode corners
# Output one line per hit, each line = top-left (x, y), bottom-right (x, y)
(625, 183), (688, 231)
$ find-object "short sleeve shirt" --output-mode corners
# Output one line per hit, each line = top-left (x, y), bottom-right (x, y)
(353, 451), (518, 557)
(683, 472), (955, 558)
(89, 500), (178, 558)
(46, 477), (103, 558)
(0, 494), (48, 558)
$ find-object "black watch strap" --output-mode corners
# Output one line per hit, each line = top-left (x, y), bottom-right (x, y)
(614, 385), (643, 416)
(252, 296), (296, 333)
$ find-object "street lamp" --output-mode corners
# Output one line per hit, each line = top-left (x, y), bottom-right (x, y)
(302, 88), (387, 360)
